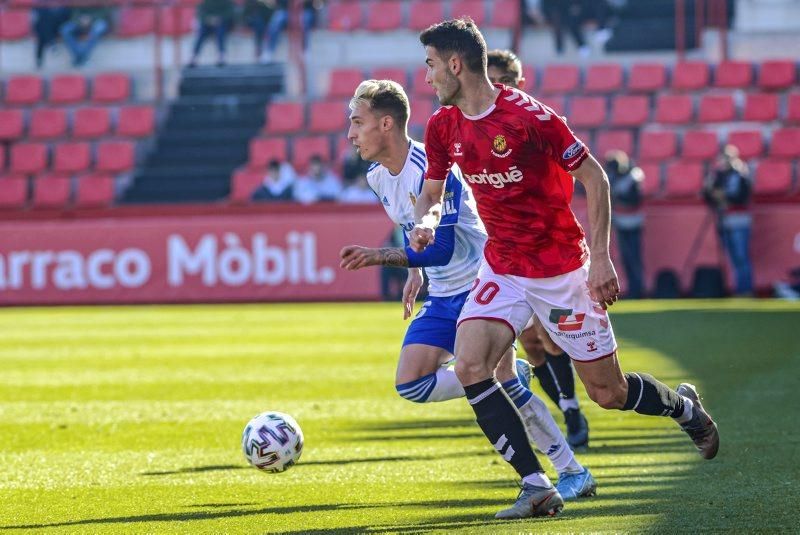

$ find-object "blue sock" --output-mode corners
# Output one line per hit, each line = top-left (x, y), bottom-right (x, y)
(501, 377), (534, 409)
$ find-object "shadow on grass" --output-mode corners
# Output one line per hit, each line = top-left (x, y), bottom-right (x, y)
(141, 464), (245, 476)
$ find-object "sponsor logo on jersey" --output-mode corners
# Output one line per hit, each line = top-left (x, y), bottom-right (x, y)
(562, 141), (584, 160)
(463, 166), (523, 189)
(453, 142), (463, 156)
(491, 134), (512, 158)
(548, 307), (585, 331)
(586, 340), (598, 352)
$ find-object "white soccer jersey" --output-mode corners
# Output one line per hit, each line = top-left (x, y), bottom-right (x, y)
(367, 139), (487, 297)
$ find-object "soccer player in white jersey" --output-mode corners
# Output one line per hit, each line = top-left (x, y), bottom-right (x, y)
(340, 79), (595, 502)
(410, 19), (719, 519)
(487, 49), (590, 450)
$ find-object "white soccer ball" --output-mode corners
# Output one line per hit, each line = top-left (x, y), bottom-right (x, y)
(241, 411), (304, 473)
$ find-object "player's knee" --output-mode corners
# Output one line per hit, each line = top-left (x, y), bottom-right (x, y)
(395, 373), (436, 403)
(586, 384), (626, 410)
(454, 358), (492, 385)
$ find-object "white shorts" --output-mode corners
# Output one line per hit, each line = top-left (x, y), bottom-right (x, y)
(457, 261), (617, 362)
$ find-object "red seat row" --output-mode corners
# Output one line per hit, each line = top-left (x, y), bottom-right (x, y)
(0, 141), (135, 174)
(2, 73), (131, 105)
(247, 135), (332, 174)
(0, 173), (115, 210)
(0, 106), (155, 141)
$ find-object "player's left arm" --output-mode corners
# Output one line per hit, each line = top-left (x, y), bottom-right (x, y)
(571, 155), (620, 308)
(339, 225), (456, 270)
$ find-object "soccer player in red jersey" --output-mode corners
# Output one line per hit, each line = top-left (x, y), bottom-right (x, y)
(410, 19), (720, 519)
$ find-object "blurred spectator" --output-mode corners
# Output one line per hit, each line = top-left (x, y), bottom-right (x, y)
(59, 6), (113, 67)
(542, 0), (589, 57)
(33, 3), (71, 69)
(243, 0), (289, 63)
(339, 174), (378, 204)
(251, 159), (296, 201)
(301, 0), (325, 52)
(341, 145), (371, 182)
(606, 150), (645, 299)
(703, 145), (754, 296)
(293, 155), (341, 204)
(189, 0), (236, 67)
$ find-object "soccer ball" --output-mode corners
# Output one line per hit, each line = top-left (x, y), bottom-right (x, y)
(241, 411), (304, 473)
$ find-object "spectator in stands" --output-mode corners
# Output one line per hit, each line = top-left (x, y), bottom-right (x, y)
(301, 0), (325, 52)
(32, 3), (71, 69)
(542, 0), (590, 57)
(189, 0), (236, 67)
(339, 174), (378, 204)
(341, 145), (371, 183)
(244, 0), (289, 63)
(293, 155), (342, 204)
(606, 150), (645, 299)
(703, 145), (754, 296)
(59, 6), (114, 67)
(251, 159), (296, 202)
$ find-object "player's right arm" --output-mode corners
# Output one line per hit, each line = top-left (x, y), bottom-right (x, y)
(410, 111), (451, 252)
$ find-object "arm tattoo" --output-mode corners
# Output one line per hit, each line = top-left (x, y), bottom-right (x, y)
(378, 248), (409, 267)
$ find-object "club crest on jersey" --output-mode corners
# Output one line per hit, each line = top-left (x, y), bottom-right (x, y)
(491, 134), (512, 158)
(409, 192), (416, 206)
(453, 142), (463, 156)
(562, 141), (583, 160)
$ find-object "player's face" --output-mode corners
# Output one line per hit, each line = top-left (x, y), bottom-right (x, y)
(425, 46), (460, 106)
(487, 65), (522, 89)
(348, 102), (385, 162)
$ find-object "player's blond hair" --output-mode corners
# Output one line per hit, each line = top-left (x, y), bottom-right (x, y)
(349, 79), (410, 131)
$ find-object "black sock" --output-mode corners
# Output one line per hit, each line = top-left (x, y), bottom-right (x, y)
(533, 362), (561, 407)
(464, 378), (544, 477)
(622, 372), (685, 417)
(545, 351), (576, 400)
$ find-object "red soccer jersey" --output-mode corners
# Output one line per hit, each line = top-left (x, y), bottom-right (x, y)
(424, 85), (590, 278)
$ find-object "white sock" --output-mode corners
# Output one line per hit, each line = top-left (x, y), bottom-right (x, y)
(517, 394), (582, 474)
(673, 397), (694, 424)
(522, 471), (552, 488)
(425, 366), (466, 402)
(558, 396), (580, 412)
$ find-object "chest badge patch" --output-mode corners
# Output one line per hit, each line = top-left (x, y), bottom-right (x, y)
(409, 192), (417, 206)
(491, 134), (512, 158)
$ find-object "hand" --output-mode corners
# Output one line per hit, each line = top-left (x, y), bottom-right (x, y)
(402, 269), (424, 319)
(339, 245), (379, 270)
(587, 255), (620, 309)
(409, 225), (435, 253)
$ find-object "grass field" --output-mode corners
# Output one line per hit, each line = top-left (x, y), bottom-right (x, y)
(1, 300), (798, 534)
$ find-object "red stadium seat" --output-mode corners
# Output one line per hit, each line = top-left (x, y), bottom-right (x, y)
(29, 108), (67, 140)
(265, 102), (304, 134)
(742, 93), (779, 122)
(230, 168), (265, 203)
(0, 10), (30, 40)
(409, 98), (435, 129)
(32, 173), (71, 209)
(157, 6), (194, 35)
(365, 0), (402, 31)
(371, 68), (408, 86)
(248, 137), (288, 168)
(49, 74), (87, 104)
(451, 1), (486, 26)
(292, 135), (332, 173)
(117, 105), (156, 137)
(96, 141), (134, 172)
(610, 95), (649, 127)
(671, 61), (710, 91)
(655, 94), (694, 124)
(0, 175), (28, 209)
(10, 142), (48, 174)
(0, 147), (4, 170)
(91, 73), (130, 103)
(769, 128), (800, 158)
(491, 0), (521, 28)
(726, 130), (764, 160)
(73, 107), (112, 139)
(5, 75), (43, 106)
(584, 64), (623, 93)
(327, 0), (363, 31)
(540, 65), (580, 95)
(53, 143), (91, 173)
(308, 101), (348, 133)
(328, 68), (364, 99)
(787, 93), (800, 123)
(117, 7), (156, 37)
(541, 95), (565, 116)
(754, 160), (794, 197)
(571, 129), (591, 148)
(595, 130), (633, 158)
(713, 61), (752, 88)
(638, 130), (677, 161)
(664, 162), (704, 198)
(681, 130), (719, 161)
(568, 96), (606, 128)
(0, 109), (25, 141)
(757, 60), (796, 90)
(521, 64), (536, 91)
(412, 67), (435, 97)
(698, 94), (736, 123)
(638, 162), (662, 197)
(628, 63), (667, 93)
(408, 0), (444, 31)
(75, 173), (115, 207)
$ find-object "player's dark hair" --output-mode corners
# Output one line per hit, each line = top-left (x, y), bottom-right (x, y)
(487, 49), (522, 80)
(419, 17), (487, 74)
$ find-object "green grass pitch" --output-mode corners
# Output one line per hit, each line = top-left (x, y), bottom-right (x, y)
(0, 300), (798, 534)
